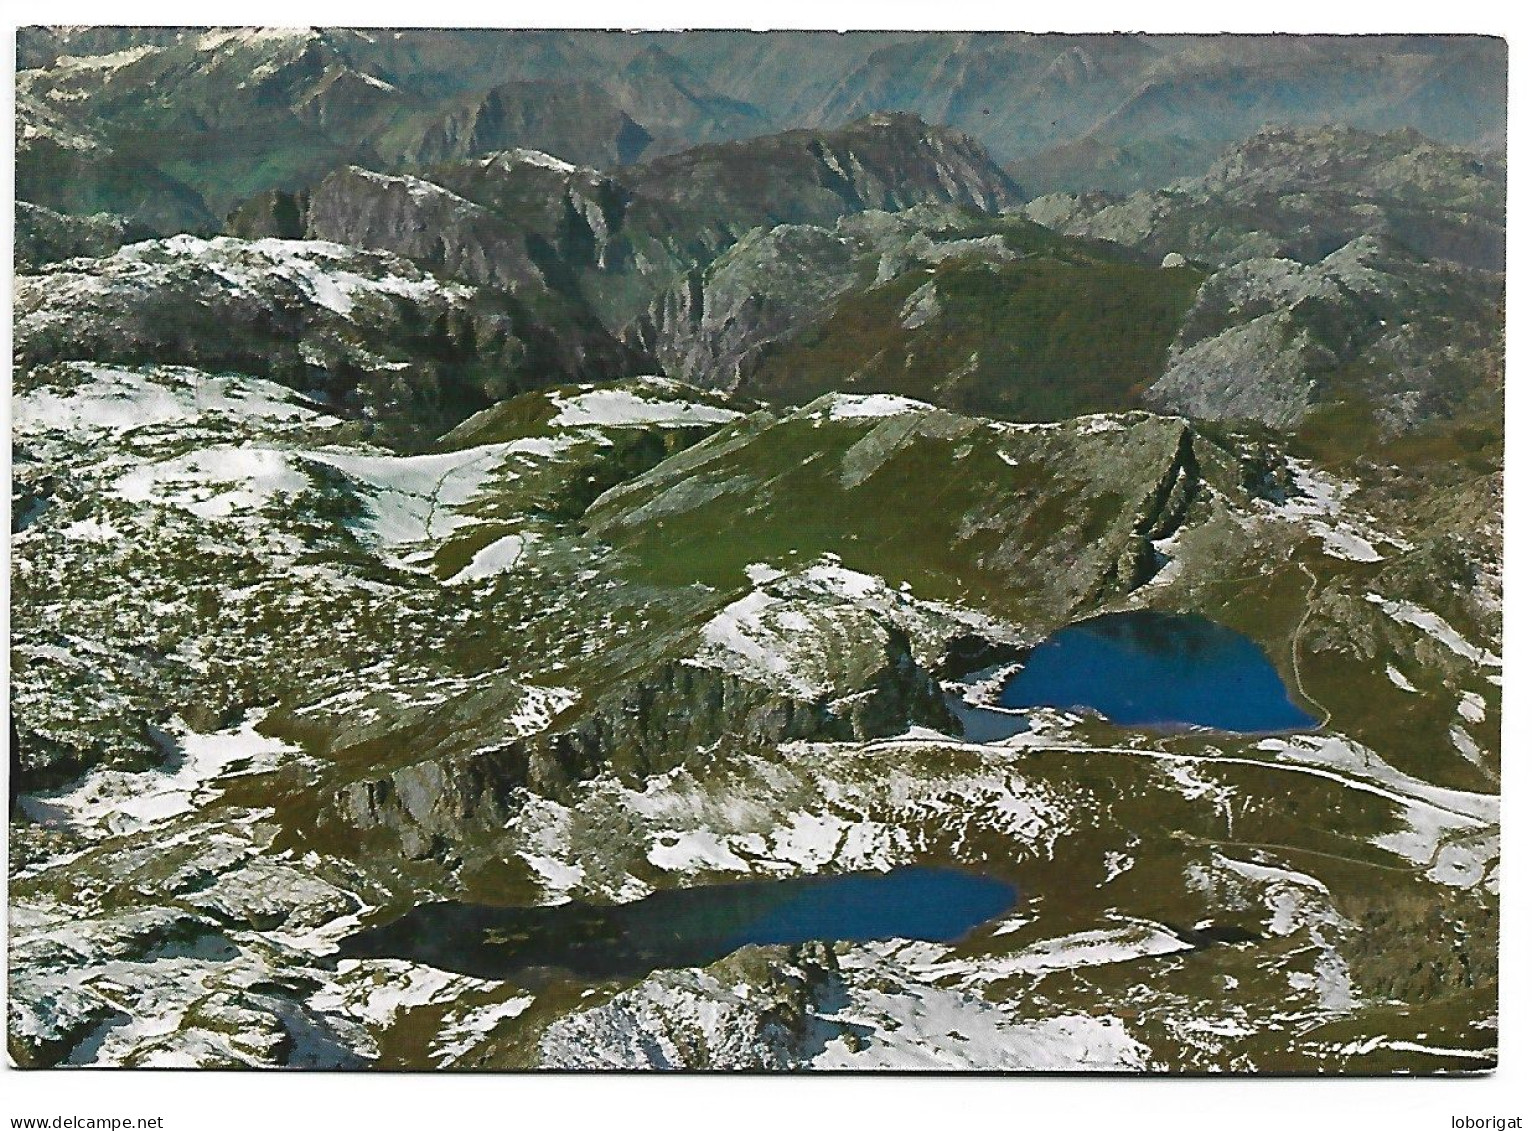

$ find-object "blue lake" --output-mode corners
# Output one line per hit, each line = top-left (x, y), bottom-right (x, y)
(992, 610), (1317, 733)
(336, 866), (1018, 981)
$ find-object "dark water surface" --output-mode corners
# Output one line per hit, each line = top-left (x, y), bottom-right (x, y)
(994, 610), (1316, 733)
(337, 866), (1018, 981)
(945, 694), (1035, 742)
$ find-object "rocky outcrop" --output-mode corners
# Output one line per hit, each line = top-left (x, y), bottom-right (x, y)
(1092, 424), (1200, 600)
(224, 188), (309, 239)
(304, 165), (569, 295)
(538, 942), (848, 1069)
(12, 235), (642, 449)
(631, 223), (868, 390)
(10, 889), (367, 1069)
(1146, 235), (1504, 431)
(629, 205), (1029, 392)
(332, 621), (955, 851)
(219, 114), (1021, 347)
(224, 159), (653, 400)
(394, 80), (654, 169)
(15, 202), (152, 269)
(1024, 125), (1506, 272)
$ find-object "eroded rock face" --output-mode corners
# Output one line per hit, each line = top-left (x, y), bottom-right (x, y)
(302, 163), (607, 296)
(230, 114), (1019, 342)
(1146, 235), (1504, 430)
(633, 222), (868, 391)
(631, 205), (1028, 393)
(213, 116), (1022, 417)
(329, 591), (959, 851)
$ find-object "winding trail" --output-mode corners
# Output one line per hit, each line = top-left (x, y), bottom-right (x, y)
(1179, 835), (1417, 874)
(1290, 560), (1333, 730)
(859, 733), (1497, 827)
(421, 445), (510, 541)
(1426, 822), (1499, 874)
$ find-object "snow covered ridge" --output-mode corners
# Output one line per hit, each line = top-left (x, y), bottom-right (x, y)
(696, 588), (830, 698)
(689, 555), (1016, 699)
(18, 710), (299, 838)
(13, 364), (335, 437)
(344, 166), (486, 212)
(497, 737), (1074, 902)
(108, 433), (581, 557)
(15, 360), (595, 576)
(310, 960), (511, 1036)
(192, 26), (322, 52)
(546, 380), (743, 428)
(302, 440), (558, 548)
(295, 667), (577, 744)
(114, 446), (313, 521)
(811, 394), (1148, 436)
(477, 148), (592, 178)
(506, 148), (579, 175)
(817, 392), (935, 421)
(17, 44), (158, 107)
(143, 235), (471, 317)
(535, 938), (1153, 1071)
(16, 91), (101, 150)
(17, 235), (474, 326)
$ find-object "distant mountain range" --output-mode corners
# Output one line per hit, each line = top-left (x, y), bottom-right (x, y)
(16, 28), (1506, 226)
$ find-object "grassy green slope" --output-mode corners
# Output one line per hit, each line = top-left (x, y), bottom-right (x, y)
(584, 397), (1215, 626)
(744, 254), (1203, 422)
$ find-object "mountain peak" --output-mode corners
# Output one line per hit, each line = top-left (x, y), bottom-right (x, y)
(621, 42), (692, 80)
